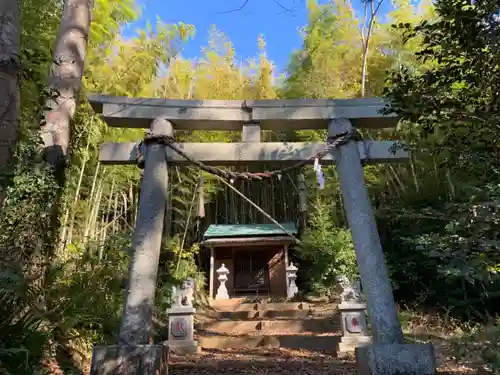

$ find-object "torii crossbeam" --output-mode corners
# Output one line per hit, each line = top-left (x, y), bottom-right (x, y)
(88, 94), (436, 375)
(90, 94), (407, 166)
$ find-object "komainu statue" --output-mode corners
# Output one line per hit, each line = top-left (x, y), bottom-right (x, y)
(171, 278), (195, 307)
(335, 275), (364, 303)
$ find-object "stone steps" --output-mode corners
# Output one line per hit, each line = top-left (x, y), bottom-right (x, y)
(195, 317), (340, 334)
(197, 332), (342, 351)
(200, 309), (314, 320)
(211, 300), (309, 312)
(195, 299), (342, 353)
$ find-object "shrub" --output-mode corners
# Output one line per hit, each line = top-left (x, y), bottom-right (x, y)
(296, 198), (357, 296)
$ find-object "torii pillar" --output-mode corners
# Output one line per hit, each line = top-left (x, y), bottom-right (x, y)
(329, 119), (436, 375)
(90, 118), (171, 375)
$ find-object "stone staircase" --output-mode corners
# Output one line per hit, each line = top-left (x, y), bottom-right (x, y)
(195, 298), (342, 352)
(168, 298), (357, 375)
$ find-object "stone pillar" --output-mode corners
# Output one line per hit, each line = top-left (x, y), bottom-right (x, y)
(286, 262), (299, 298)
(242, 122), (261, 143)
(335, 276), (371, 356)
(90, 346), (168, 375)
(90, 118), (171, 375)
(166, 278), (198, 354)
(215, 263), (230, 300)
(328, 119), (436, 375)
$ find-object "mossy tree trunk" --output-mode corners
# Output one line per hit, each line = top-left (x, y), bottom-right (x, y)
(40, 0), (93, 168)
(0, 0), (21, 205)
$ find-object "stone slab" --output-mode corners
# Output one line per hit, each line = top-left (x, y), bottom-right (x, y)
(99, 140), (408, 165)
(87, 94), (398, 130)
(337, 336), (372, 356)
(355, 343), (437, 375)
(165, 340), (199, 355)
(201, 308), (314, 320)
(258, 302), (309, 311)
(198, 333), (341, 351)
(195, 318), (340, 334)
(196, 320), (261, 333)
(211, 301), (308, 312)
(167, 306), (195, 315)
(90, 344), (168, 375)
(338, 302), (367, 310)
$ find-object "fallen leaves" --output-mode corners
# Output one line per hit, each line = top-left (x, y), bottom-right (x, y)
(168, 347), (357, 375)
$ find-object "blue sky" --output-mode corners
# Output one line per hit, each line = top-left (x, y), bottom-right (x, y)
(122, 0), (395, 74)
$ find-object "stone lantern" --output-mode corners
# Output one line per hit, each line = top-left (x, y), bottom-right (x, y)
(215, 263), (230, 300)
(286, 262), (299, 298)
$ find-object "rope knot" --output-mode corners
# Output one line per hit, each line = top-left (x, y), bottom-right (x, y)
(137, 133), (176, 168)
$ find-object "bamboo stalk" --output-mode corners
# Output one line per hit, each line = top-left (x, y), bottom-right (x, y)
(98, 178), (115, 261)
(64, 143), (92, 250)
(82, 162), (101, 242)
(95, 210), (128, 236)
(91, 183), (104, 242)
(84, 170), (105, 247)
(262, 168), (269, 222)
(112, 193), (119, 235)
(121, 192), (128, 233)
(217, 176), (299, 243)
(248, 179), (254, 223)
(98, 206), (107, 259)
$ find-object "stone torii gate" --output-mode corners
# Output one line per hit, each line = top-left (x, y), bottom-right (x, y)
(88, 95), (436, 375)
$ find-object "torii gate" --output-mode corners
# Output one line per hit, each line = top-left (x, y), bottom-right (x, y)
(88, 95), (436, 375)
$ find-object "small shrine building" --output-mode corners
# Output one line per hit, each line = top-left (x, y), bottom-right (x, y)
(201, 222), (297, 299)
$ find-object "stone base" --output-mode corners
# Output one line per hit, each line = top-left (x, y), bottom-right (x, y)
(166, 340), (199, 355)
(215, 291), (229, 300)
(337, 336), (372, 357)
(90, 344), (168, 375)
(355, 343), (436, 375)
(167, 306), (196, 315)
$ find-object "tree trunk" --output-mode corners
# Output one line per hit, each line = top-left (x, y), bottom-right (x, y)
(360, 0), (384, 98)
(360, 43), (370, 97)
(40, 0), (93, 167)
(0, 0), (21, 203)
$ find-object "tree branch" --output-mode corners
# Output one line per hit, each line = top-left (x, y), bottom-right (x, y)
(217, 0), (250, 14)
(216, 0), (294, 15)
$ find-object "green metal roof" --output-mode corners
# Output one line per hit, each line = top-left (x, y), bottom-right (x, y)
(203, 222), (297, 238)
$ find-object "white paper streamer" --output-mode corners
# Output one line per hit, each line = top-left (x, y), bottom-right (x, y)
(313, 158), (325, 190)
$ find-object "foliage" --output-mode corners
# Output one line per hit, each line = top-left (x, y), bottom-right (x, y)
(0, 133), (58, 267)
(379, 0), (500, 319)
(283, 0), (361, 99)
(383, 0), (500, 169)
(296, 198), (357, 296)
(381, 184), (500, 316)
